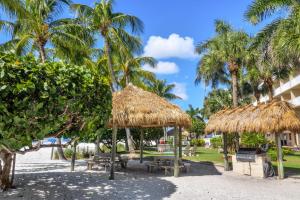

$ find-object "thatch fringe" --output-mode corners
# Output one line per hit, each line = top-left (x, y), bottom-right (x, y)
(205, 100), (300, 134)
(109, 84), (191, 128)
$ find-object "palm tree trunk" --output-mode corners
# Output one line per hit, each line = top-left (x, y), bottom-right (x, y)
(230, 65), (239, 152)
(71, 141), (77, 171)
(95, 135), (100, 157)
(104, 36), (117, 92)
(266, 79), (274, 101)
(38, 43), (46, 63)
(254, 88), (261, 103)
(125, 128), (135, 152)
(231, 70), (238, 107)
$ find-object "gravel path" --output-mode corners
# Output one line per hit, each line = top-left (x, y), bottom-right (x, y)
(0, 148), (300, 200)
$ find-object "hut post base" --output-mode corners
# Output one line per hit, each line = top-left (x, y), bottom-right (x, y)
(223, 133), (230, 171)
(140, 129), (144, 164)
(179, 127), (182, 159)
(275, 133), (284, 179)
(174, 126), (179, 177)
(109, 127), (118, 180)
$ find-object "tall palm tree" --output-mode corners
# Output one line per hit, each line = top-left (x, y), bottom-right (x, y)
(0, 0), (91, 63)
(245, 0), (300, 66)
(71, 0), (143, 92)
(147, 79), (182, 100)
(195, 20), (249, 108)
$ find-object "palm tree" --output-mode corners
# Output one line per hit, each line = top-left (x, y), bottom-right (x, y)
(71, 0), (143, 92)
(116, 55), (157, 88)
(114, 53), (156, 152)
(147, 79), (182, 100)
(0, 0), (91, 63)
(195, 20), (249, 108)
(186, 104), (203, 120)
(245, 0), (300, 66)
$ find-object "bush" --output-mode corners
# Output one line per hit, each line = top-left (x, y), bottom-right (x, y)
(210, 137), (222, 149)
(241, 132), (267, 148)
(267, 147), (293, 161)
(191, 138), (205, 147)
(64, 148), (74, 159)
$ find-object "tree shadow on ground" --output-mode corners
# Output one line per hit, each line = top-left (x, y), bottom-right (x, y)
(0, 171), (176, 200)
(124, 160), (223, 177)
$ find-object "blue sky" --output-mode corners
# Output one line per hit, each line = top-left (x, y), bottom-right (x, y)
(0, 0), (270, 110)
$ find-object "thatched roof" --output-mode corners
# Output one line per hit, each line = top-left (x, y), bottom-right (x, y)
(205, 100), (300, 134)
(109, 84), (191, 128)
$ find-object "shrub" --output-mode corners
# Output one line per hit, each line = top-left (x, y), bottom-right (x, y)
(241, 132), (267, 148)
(64, 148), (74, 159)
(267, 147), (293, 161)
(191, 138), (205, 147)
(210, 137), (222, 149)
(117, 143), (125, 152)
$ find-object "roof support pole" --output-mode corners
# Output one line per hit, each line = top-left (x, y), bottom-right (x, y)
(179, 126), (182, 159)
(174, 126), (179, 177)
(275, 133), (284, 179)
(140, 129), (144, 163)
(109, 127), (118, 180)
(223, 133), (230, 171)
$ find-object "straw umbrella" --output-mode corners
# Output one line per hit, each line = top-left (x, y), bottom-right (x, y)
(205, 100), (300, 179)
(109, 84), (191, 179)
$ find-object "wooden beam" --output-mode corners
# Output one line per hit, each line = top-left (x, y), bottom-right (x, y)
(275, 133), (284, 179)
(179, 126), (182, 159)
(109, 127), (118, 180)
(140, 129), (144, 163)
(223, 133), (230, 171)
(174, 126), (179, 177)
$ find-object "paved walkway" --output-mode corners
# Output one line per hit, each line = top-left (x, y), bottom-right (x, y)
(1, 148), (300, 200)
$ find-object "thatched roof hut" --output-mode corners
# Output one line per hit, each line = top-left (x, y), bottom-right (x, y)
(109, 84), (191, 128)
(205, 100), (300, 134)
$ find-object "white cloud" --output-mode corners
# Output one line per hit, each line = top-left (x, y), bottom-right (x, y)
(173, 82), (188, 100)
(143, 61), (179, 74)
(143, 33), (198, 59)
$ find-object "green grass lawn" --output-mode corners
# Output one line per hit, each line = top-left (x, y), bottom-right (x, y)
(143, 147), (300, 175)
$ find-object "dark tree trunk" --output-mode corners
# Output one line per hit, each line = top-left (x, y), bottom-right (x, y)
(140, 129), (144, 163)
(254, 88), (261, 103)
(71, 141), (77, 171)
(109, 127), (118, 180)
(56, 138), (67, 160)
(95, 135), (100, 157)
(0, 150), (13, 190)
(266, 79), (274, 101)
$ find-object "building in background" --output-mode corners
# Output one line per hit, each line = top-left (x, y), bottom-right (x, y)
(259, 71), (300, 147)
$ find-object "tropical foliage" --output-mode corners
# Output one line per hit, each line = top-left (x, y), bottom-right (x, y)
(0, 53), (111, 189)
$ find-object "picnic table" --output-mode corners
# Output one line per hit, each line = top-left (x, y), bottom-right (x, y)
(145, 156), (191, 175)
(87, 154), (128, 171)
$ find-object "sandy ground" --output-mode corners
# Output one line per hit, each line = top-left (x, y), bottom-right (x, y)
(0, 148), (300, 200)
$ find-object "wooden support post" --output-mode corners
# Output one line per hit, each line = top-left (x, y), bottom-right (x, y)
(275, 133), (284, 179)
(140, 129), (144, 163)
(10, 153), (16, 186)
(179, 126), (182, 159)
(71, 141), (77, 171)
(174, 126), (179, 177)
(109, 127), (117, 180)
(223, 133), (230, 171)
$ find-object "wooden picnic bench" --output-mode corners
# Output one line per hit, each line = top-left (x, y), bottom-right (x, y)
(87, 154), (128, 171)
